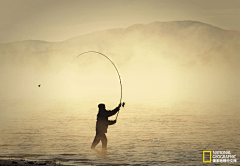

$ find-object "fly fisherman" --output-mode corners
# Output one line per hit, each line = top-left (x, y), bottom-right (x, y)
(91, 103), (122, 150)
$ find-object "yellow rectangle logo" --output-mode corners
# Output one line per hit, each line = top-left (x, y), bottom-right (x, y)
(203, 151), (211, 163)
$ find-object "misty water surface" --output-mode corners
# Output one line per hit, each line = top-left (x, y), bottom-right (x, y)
(0, 99), (239, 165)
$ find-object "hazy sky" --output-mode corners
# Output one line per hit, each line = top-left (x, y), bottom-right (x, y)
(0, 0), (239, 43)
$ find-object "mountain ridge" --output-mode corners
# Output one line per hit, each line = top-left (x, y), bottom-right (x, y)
(64, 20), (239, 43)
(1, 20), (238, 45)
(0, 20), (239, 69)
(0, 20), (239, 101)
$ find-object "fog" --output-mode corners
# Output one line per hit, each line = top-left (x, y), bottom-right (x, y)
(0, 21), (239, 106)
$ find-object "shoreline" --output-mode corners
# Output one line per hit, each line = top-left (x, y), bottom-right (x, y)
(0, 158), (64, 166)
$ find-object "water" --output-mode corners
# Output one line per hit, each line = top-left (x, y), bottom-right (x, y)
(0, 99), (239, 165)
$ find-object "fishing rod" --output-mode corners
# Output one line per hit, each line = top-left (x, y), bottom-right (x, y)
(39, 51), (124, 120)
(77, 51), (124, 121)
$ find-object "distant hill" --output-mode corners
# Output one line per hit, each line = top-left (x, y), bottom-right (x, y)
(0, 20), (239, 69)
(0, 21), (239, 100)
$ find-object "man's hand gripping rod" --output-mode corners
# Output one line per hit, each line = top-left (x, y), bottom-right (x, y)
(115, 102), (125, 121)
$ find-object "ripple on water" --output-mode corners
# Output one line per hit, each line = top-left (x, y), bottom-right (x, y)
(0, 100), (239, 165)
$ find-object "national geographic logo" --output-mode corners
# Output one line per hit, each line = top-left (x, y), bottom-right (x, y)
(203, 151), (237, 163)
(203, 151), (211, 163)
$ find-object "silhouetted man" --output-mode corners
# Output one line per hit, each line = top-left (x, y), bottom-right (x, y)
(91, 103), (121, 150)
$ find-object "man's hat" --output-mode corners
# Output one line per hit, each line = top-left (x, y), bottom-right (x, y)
(98, 103), (105, 109)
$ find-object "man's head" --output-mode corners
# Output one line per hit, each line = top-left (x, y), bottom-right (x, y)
(98, 103), (106, 110)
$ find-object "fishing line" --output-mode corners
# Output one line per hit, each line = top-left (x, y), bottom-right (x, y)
(39, 55), (76, 87)
(39, 51), (124, 120)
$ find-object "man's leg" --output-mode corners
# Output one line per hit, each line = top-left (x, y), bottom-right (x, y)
(100, 133), (107, 150)
(91, 132), (100, 149)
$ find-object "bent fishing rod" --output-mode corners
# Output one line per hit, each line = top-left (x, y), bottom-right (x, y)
(39, 51), (124, 120)
(77, 51), (125, 121)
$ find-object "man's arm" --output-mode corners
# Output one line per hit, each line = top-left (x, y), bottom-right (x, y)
(108, 120), (116, 125)
(106, 103), (121, 117)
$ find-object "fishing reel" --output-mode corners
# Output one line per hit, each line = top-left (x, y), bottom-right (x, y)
(122, 102), (125, 107)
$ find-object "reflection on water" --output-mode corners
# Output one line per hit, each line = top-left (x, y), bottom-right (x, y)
(0, 99), (239, 165)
